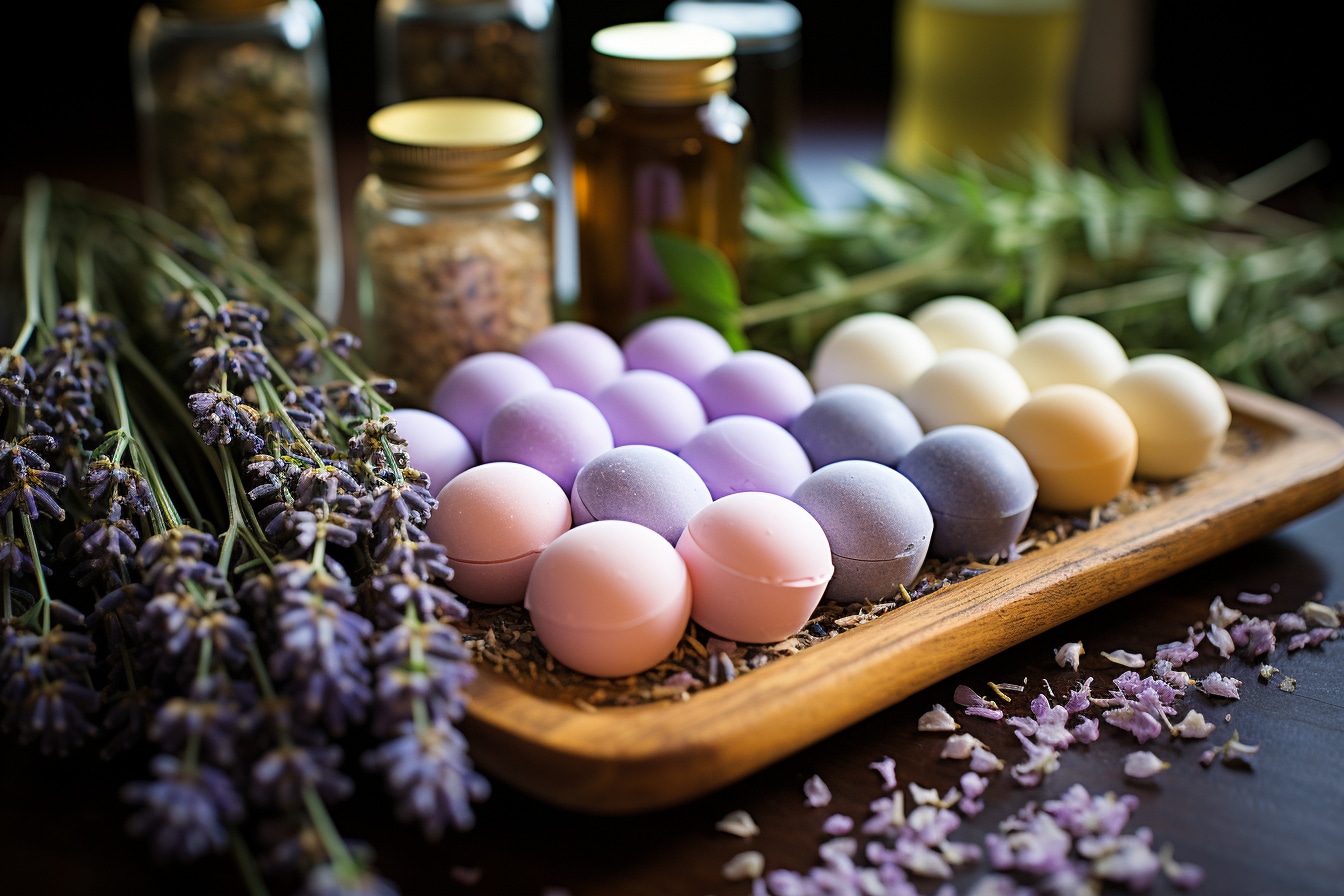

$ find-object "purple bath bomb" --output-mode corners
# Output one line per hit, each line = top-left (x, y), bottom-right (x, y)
(429, 352), (551, 454)
(896, 424), (1038, 562)
(621, 315), (734, 388)
(593, 369), (707, 452)
(696, 350), (815, 427)
(791, 460), (934, 603)
(388, 408), (476, 493)
(481, 388), (614, 494)
(678, 414), (812, 500)
(789, 383), (924, 469)
(521, 321), (626, 398)
(571, 445), (712, 544)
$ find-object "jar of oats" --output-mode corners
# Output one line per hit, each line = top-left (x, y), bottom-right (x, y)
(131, 0), (343, 323)
(356, 98), (554, 407)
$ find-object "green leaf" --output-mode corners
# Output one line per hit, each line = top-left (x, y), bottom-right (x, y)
(1188, 261), (1234, 331)
(648, 230), (740, 313)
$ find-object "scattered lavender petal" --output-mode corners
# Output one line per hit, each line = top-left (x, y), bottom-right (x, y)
(941, 733), (985, 760)
(1206, 625), (1235, 658)
(1063, 677), (1093, 714)
(1288, 627), (1337, 651)
(970, 746), (1005, 774)
(1299, 601), (1340, 628)
(1042, 783), (1138, 838)
(803, 774), (832, 808)
(1276, 612), (1308, 634)
(1088, 833), (1162, 890)
(1054, 641), (1084, 671)
(919, 704), (959, 732)
(1236, 591), (1273, 605)
(723, 850), (765, 881)
(1009, 731), (1059, 788)
(1070, 716), (1100, 744)
(1172, 710), (1216, 739)
(1006, 716), (1038, 737)
(1102, 702), (1164, 744)
(821, 814), (854, 837)
(1208, 595), (1243, 629)
(1160, 845), (1206, 890)
(960, 771), (988, 800)
(954, 685), (1004, 721)
(716, 809), (761, 838)
(1123, 751), (1171, 778)
(1100, 649), (1145, 668)
(869, 756), (899, 791)
(1198, 672), (1242, 699)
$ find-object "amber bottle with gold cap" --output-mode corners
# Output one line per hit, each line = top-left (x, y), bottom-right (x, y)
(573, 21), (752, 338)
(130, 0), (342, 322)
(355, 98), (555, 407)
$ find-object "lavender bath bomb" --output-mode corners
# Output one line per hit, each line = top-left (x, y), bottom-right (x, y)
(678, 414), (812, 500)
(571, 445), (712, 544)
(896, 425), (1037, 562)
(521, 321), (627, 399)
(696, 350), (815, 427)
(593, 369), (707, 452)
(621, 315), (734, 388)
(789, 383), (924, 469)
(429, 352), (551, 454)
(791, 460), (933, 603)
(481, 388), (614, 494)
(388, 408), (476, 493)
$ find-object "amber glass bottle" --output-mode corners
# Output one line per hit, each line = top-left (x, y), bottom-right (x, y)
(573, 21), (752, 338)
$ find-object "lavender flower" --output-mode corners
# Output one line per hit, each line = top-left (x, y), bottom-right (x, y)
(363, 719), (490, 839)
(188, 390), (263, 453)
(303, 864), (401, 896)
(123, 754), (245, 863)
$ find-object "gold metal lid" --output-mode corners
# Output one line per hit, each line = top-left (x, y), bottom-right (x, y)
(590, 21), (737, 106)
(367, 98), (546, 189)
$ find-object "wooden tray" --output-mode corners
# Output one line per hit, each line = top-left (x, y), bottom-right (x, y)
(459, 383), (1344, 814)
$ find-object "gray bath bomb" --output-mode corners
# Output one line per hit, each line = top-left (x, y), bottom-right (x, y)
(789, 383), (924, 469)
(792, 460), (934, 603)
(571, 445), (712, 544)
(896, 425), (1037, 561)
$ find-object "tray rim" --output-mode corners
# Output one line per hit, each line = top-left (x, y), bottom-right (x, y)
(460, 383), (1344, 814)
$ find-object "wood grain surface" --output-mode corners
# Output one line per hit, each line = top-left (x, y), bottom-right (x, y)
(460, 382), (1344, 814)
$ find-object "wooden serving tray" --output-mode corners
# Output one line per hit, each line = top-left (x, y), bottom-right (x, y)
(459, 383), (1344, 814)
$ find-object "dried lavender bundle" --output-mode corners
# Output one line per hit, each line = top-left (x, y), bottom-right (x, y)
(1, 177), (487, 895)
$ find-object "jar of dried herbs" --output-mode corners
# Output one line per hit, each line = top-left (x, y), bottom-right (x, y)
(131, 0), (343, 323)
(374, 0), (560, 129)
(355, 98), (554, 408)
(573, 21), (753, 338)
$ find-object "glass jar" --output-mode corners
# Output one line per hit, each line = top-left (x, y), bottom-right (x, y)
(573, 21), (752, 338)
(888, 0), (1083, 170)
(130, 0), (343, 322)
(356, 98), (555, 408)
(374, 0), (559, 127)
(665, 0), (801, 174)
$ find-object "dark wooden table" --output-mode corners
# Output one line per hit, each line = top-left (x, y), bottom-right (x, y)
(4, 115), (1344, 896)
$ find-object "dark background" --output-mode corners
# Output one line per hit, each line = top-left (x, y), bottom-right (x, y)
(2, 1), (1342, 216)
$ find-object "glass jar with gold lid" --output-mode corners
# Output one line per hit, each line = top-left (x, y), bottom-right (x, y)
(573, 21), (752, 338)
(130, 0), (343, 323)
(356, 97), (555, 408)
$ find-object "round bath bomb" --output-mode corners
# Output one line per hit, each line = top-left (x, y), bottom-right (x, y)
(520, 321), (626, 398)
(1003, 384), (1138, 512)
(788, 383), (923, 468)
(810, 312), (937, 395)
(902, 348), (1031, 433)
(388, 408), (476, 493)
(526, 519), (692, 678)
(897, 424), (1038, 561)
(1105, 353), (1230, 480)
(481, 388), (614, 494)
(570, 445), (712, 544)
(696, 350), (815, 426)
(593, 369), (707, 452)
(677, 491), (833, 644)
(791, 460), (934, 604)
(429, 352), (551, 453)
(678, 414), (812, 500)
(621, 315), (734, 388)
(428, 462), (571, 604)
(910, 295), (1019, 356)
(1009, 315), (1129, 391)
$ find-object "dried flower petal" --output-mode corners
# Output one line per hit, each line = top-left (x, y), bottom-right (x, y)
(1009, 731), (1059, 787)
(1159, 844), (1206, 889)
(716, 810), (760, 839)
(869, 755), (899, 791)
(822, 814), (854, 836)
(722, 850), (765, 881)
(1299, 601), (1340, 628)
(1208, 595), (1243, 628)
(1206, 625), (1235, 658)
(1123, 751), (1171, 778)
(1100, 649), (1145, 668)
(1198, 672), (1242, 699)
(1276, 612), (1308, 634)
(918, 703), (959, 731)
(940, 733), (985, 760)
(953, 684), (1003, 720)
(803, 774), (832, 808)
(1236, 591), (1273, 605)
(1171, 710), (1215, 739)
(970, 745), (1005, 774)
(1070, 716), (1100, 744)
(1054, 641), (1084, 670)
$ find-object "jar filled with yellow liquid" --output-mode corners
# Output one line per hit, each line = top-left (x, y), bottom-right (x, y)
(888, 0), (1083, 170)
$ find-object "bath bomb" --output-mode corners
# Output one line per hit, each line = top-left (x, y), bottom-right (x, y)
(593, 369), (707, 452)
(788, 383), (924, 468)
(388, 408), (476, 493)
(621, 315), (734, 388)
(810, 312), (937, 395)
(678, 415), (813, 500)
(570, 445), (712, 544)
(902, 348), (1031, 433)
(520, 321), (626, 398)
(910, 295), (1019, 356)
(429, 352), (551, 453)
(1009, 315), (1129, 391)
(480, 388), (614, 494)
(696, 350), (815, 427)
(1105, 353), (1230, 481)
